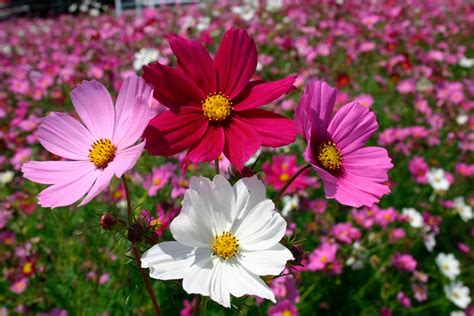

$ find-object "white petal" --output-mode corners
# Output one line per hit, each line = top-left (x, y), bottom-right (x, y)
(232, 175), (267, 221)
(141, 241), (196, 280)
(237, 243), (293, 276)
(209, 260), (231, 308)
(234, 200), (287, 251)
(182, 255), (215, 296)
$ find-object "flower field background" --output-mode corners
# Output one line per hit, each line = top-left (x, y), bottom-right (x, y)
(0, 0), (473, 315)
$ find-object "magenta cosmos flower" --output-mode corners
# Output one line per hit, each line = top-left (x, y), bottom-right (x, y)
(22, 75), (152, 208)
(142, 28), (297, 170)
(295, 81), (393, 207)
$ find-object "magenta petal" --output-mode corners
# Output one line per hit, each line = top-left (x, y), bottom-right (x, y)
(223, 117), (261, 171)
(327, 102), (378, 156)
(71, 80), (115, 140)
(214, 28), (257, 99)
(233, 75), (297, 111)
(295, 80), (336, 142)
(142, 62), (205, 111)
(37, 168), (100, 208)
(235, 109), (297, 147)
(169, 35), (217, 95)
(22, 160), (94, 185)
(185, 125), (225, 163)
(343, 146), (393, 182)
(37, 112), (93, 160)
(143, 108), (208, 156)
(113, 75), (153, 150)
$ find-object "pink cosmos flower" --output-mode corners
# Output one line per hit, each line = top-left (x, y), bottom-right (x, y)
(295, 81), (393, 207)
(330, 223), (361, 244)
(22, 75), (152, 208)
(375, 207), (397, 227)
(307, 240), (338, 272)
(144, 163), (175, 196)
(263, 155), (317, 194)
(391, 252), (417, 272)
(408, 156), (429, 184)
(142, 28), (297, 171)
(268, 300), (299, 316)
(10, 278), (28, 294)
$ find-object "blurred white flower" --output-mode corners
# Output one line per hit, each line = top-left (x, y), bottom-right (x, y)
(444, 282), (471, 309)
(436, 253), (460, 280)
(266, 0), (283, 12)
(0, 171), (14, 185)
(133, 48), (160, 72)
(459, 57), (474, 68)
(427, 168), (450, 192)
(402, 208), (423, 228)
(456, 112), (468, 125)
(281, 194), (299, 217)
(453, 197), (473, 222)
(423, 233), (436, 252)
(197, 17), (210, 32)
(141, 175), (293, 307)
(450, 311), (465, 316)
(232, 1), (258, 21)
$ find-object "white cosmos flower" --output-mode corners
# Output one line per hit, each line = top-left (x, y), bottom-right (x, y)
(133, 48), (160, 72)
(451, 311), (466, 316)
(444, 282), (471, 309)
(281, 194), (299, 217)
(266, 0), (283, 12)
(424, 233), (436, 252)
(453, 197), (473, 222)
(436, 253), (461, 280)
(402, 208), (423, 228)
(141, 175), (293, 308)
(427, 168), (450, 192)
(0, 171), (14, 185)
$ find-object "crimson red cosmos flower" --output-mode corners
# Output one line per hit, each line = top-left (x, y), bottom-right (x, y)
(142, 28), (297, 170)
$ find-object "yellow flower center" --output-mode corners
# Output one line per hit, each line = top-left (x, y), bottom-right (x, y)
(318, 141), (342, 171)
(212, 232), (239, 260)
(279, 173), (290, 182)
(88, 138), (116, 169)
(282, 310), (293, 316)
(153, 178), (161, 186)
(202, 93), (232, 121)
(22, 262), (33, 274)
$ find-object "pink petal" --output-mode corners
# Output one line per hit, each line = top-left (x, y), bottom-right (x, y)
(37, 168), (100, 208)
(185, 125), (225, 163)
(235, 109), (297, 147)
(233, 75), (297, 111)
(214, 28), (257, 99)
(295, 80), (336, 141)
(223, 117), (261, 171)
(22, 160), (94, 185)
(343, 146), (393, 182)
(143, 108), (208, 156)
(142, 62), (204, 112)
(111, 141), (146, 178)
(71, 80), (115, 140)
(78, 166), (115, 206)
(37, 112), (93, 160)
(327, 102), (378, 156)
(113, 75), (153, 150)
(169, 35), (217, 95)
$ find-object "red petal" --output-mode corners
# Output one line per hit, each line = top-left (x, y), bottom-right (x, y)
(185, 124), (225, 163)
(214, 28), (257, 99)
(142, 62), (204, 112)
(169, 35), (217, 95)
(233, 75), (297, 111)
(143, 108), (208, 156)
(235, 109), (297, 147)
(223, 117), (261, 171)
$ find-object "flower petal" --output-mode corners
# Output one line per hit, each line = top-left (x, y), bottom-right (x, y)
(182, 254), (215, 296)
(235, 109), (297, 147)
(78, 166), (115, 206)
(233, 75), (297, 111)
(141, 241), (196, 280)
(209, 260), (231, 307)
(328, 102), (378, 156)
(37, 112), (93, 160)
(143, 108), (208, 156)
(185, 125), (225, 164)
(295, 80), (336, 142)
(70, 80), (115, 140)
(169, 35), (217, 95)
(113, 75), (152, 149)
(214, 28), (257, 99)
(232, 175), (267, 221)
(111, 141), (145, 178)
(22, 160), (94, 185)
(237, 243), (293, 276)
(142, 62), (204, 111)
(223, 117), (261, 171)
(36, 167), (100, 208)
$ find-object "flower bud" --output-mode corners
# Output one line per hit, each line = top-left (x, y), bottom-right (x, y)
(100, 213), (116, 230)
(128, 222), (144, 243)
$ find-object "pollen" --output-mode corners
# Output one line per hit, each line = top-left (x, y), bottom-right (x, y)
(317, 141), (342, 171)
(88, 138), (117, 169)
(212, 231), (239, 260)
(202, 93), (232, 121)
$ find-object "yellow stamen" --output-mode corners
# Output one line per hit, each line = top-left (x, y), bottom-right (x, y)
(318, 141), (342, 171)
(22, 262), (33, 274)
(279, 173), (290, 182)
(202, 93), (232, 121)
(88, 138), (116, 169)
(212, 232), (239, 260)
(282, 310), (293, 316)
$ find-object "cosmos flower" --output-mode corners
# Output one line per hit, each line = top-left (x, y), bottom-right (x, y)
(436, 253), (461, 280)
(401, 208), (424, 228)
(142, 28), (297, 171)
(141, 175), (293, 307)
(427, 168), (450, 192)
(295, 80), (393, 207)
(22, 75), (152, 208)
(444, 282), (471, 309)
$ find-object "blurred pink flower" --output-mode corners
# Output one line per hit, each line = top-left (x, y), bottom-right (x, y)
(268, 299), (298, 316)
(330, 223), (361, 244)
(391, 253), (417, 272)
(10, 278), (27, 294)
(144, 163), (175, 196)
(263, 155), (316, 194)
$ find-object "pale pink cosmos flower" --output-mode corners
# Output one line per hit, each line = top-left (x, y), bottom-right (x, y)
(22, 75), (152, 208)
(295, 81), (393, 207)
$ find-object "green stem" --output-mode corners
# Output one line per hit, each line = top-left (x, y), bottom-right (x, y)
(214, 159), (220, 175)
(273, 164), (312, 202)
